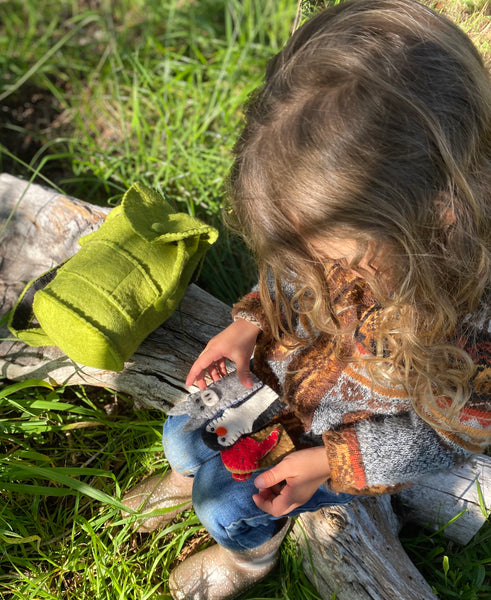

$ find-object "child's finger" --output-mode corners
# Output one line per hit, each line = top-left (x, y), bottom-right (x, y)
(233, 358), (254, 388)
(193, 374), (208, 390)
(185, 367), (203, 387)
(216, 359), (228, 377)
(254, 464), (286, 491)
(208, 363), (222, 382)
(185, 355), (214, 386)
(252, 490), (296, 517)
(252, 492), (273, 512)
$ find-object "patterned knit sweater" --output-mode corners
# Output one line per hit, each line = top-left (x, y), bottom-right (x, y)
(232, 264), (491, 496)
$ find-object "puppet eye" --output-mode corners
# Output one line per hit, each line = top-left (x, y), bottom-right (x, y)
(200, 389), (219, 407)
(193, 397), (206, 411)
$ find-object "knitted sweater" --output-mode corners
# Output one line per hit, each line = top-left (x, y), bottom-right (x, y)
(232, 264), (491, 496)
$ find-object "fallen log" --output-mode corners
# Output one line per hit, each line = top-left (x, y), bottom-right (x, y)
(0, 172), (489, 600)
(292, 496), (437, 600)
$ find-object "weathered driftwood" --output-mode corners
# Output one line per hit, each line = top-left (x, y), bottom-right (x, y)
(398, 453), (491, 545)
(292, 496), (437, 600)
(0, 173), (489, 600)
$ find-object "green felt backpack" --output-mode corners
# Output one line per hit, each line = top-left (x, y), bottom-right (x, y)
(8, 183), (218, 371)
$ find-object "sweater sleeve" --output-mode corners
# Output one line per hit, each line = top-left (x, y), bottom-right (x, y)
(323, 410), (472, 495)
(321, 299), (491, 495)
(321, 356), (491, 495)
(232, 287), (268, 330)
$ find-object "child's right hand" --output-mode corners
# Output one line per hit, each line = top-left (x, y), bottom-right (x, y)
(185, 318), (260, 390)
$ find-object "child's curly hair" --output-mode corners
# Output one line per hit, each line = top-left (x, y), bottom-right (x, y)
(226, 0), (491, 430)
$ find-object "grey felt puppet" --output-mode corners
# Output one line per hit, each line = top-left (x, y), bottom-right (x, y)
(168, 372), (286, 448)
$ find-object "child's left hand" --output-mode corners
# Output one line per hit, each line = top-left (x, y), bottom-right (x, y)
(252, 447), (331, 517)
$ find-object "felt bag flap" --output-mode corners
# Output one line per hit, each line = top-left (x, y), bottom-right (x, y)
(120, 182), (218, 245)
(7, 263), (63, 346)
(76, 203), (184, 315)
(77, 184), (218, 248)
(168, 371), (265, 432)
(77, 183), (218, 315)
(151, 234), (198, 313)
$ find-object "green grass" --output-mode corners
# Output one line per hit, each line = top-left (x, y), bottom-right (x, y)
(1, 0), (491, 598)
(401, 521), (491, 599)
(1, 0), (294, 303)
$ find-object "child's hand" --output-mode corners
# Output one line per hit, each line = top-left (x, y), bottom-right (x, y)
(185, 319), (260, 390)
(252, 447), (331, 517)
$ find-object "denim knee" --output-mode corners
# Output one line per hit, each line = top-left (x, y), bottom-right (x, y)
(162, 415), (219, 477)
(163, 416), (355, 551)
(190, 455), (279, 550)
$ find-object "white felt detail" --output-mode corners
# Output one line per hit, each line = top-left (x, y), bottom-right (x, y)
(205, 385), (279, 446)
(199, 388), (220, 407)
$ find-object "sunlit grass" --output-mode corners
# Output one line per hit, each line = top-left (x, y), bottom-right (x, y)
(0, 0), (295, 302)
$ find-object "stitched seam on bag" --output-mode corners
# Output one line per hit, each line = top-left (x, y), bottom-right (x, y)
(85, 238), (162, 297)
(57, 271), (138, 326)
(36, 288), (122, 367)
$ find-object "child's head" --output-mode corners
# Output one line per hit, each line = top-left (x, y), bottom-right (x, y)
(229, 0), (490, 309)
(228, 0), (491, 408)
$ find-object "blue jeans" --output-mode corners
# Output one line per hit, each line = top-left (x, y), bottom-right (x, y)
(162, 414), (353, 551)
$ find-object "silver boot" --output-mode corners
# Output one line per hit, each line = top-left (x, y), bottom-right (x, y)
(168, 518), (291, 600)
(121, 469), (193, 532)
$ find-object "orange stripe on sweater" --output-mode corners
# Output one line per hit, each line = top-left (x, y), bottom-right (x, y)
(344, 363), (409, 400)
(434, 396), (491, 428)
(344, 428), (367, 490)
(459, 406), (491, 428)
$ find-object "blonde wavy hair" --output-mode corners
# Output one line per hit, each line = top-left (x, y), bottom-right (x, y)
(226, 0), (491, 428)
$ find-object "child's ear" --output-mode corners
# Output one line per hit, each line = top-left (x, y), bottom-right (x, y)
(434, 194), (457, 226)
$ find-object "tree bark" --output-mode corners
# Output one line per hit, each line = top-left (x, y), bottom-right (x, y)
(0, 173), (489, 600)
(293, 497), (438, 600)
(396, 453), (491, 545)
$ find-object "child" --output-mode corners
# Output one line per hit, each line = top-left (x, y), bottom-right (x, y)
(122, 1), (491, 598)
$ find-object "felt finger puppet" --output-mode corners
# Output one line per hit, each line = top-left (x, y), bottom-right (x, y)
(168, 371), (276, 433)
(220, 425), (295, 481)
(8, 183), (218, 371)
(202, 384), (284, 449)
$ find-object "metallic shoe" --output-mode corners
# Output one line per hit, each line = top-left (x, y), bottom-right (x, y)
(121, 469), (193, 532)
(168, 518), (291, 600)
